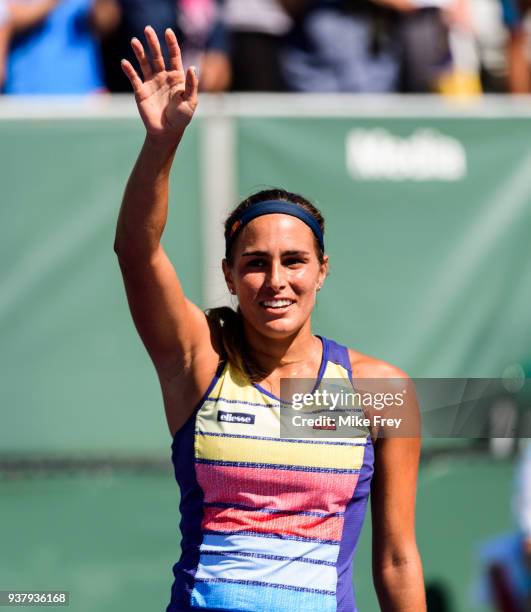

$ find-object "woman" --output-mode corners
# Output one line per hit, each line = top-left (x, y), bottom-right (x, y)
(115, 26), (426, 612)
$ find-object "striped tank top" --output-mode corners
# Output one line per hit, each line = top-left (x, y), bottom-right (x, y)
(167, 335), (375, 612)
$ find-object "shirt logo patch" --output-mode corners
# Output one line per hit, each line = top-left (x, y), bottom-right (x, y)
(217, 410), (255, 425)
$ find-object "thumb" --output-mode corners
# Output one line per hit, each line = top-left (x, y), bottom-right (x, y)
(184, 66), (199, 105)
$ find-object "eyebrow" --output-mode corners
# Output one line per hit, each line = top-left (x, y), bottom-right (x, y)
(241, 250), (311, 257)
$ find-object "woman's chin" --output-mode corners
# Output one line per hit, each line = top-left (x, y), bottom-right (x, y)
(259, 317), (299, 337)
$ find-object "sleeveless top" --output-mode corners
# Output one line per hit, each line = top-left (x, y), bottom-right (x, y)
(167, 335), (375, 612)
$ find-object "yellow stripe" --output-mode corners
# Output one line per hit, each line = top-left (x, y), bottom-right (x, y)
(196, 434), (366, 470)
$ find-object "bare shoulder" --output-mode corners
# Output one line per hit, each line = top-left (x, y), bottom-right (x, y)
(347, 348), (418, 444)
(347, 347), (410, 381)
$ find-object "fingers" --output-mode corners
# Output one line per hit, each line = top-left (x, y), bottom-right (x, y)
(144, 25), (165, 72)
(130, 37), (153, 81)
(165, 28), (184, 73)
(184, 66), (199, 106)
(121, 59), (143, 93)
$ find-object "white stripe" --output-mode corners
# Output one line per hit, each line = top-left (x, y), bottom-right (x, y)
(195, 549), (337, 591)
(200, 532), (338, 564)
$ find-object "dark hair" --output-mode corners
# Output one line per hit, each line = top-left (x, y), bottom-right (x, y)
(205, 188), (326, 383)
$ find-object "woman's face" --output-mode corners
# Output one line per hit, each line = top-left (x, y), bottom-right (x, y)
(222, 214), (328, 338)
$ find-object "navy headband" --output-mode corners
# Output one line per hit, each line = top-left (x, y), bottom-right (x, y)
(225, 200), (325, 258)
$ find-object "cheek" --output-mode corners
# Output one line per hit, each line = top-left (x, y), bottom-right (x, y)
(291, 269), (319, 293)
(237, 272), (263, 296)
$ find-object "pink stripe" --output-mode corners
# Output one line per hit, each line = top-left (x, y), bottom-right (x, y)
(196, 463), (359, 515)
(202, 506), (344, 541)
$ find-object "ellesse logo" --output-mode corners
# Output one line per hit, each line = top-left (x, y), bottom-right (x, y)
(217, 410), (255, 425)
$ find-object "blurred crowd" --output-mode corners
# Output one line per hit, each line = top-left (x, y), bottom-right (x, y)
(1, 0), (531, 95)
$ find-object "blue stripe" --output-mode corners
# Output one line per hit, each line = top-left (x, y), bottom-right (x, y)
(203, 528), (340, 546)
(193, 577), (335, 596)
(196, 458), (361, 474)
(204, 501), (344, 518)
(199, 549), (336, 567)
(205, 396), (289, 408)
(325, 337), (352, 372)
(197, 430), (369, 447)
(191, 578), (337, 612)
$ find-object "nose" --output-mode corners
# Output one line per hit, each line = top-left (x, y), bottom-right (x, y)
(266, 260), (286, 292)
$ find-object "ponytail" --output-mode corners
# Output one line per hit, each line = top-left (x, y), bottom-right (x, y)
(205, 306), (269, 383)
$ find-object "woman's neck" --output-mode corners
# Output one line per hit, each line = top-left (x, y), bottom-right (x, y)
(242, 321), (322, 377)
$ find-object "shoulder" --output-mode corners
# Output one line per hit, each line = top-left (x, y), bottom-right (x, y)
(347, 347), (410, 381)
(346, 347), (418, 444)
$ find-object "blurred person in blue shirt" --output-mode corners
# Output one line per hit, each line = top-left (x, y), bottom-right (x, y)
(3, 0), (104, 94)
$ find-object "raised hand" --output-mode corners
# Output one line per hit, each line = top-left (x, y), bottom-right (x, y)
(121, 26), (199, 143)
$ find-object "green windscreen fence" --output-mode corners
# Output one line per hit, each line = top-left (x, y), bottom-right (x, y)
(1, 117), (202, 455)
(1, 97), (529, 612)
(238, 116), (531, 379)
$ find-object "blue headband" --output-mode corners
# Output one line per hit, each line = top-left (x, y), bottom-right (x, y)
(225, 200), (325, 258)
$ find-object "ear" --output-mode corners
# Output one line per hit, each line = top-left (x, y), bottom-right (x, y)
(317, 254), (329, 290)
(222, 258), (236, 295)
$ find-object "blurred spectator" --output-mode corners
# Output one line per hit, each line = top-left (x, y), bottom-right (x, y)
(2, 0), (104, 94)
(463, 0), (509, 92)
(177, 0), (230, 93)
(513, 440), (531, 611)
(399, 4), (454, 92)
(472, 442), (531, 611)
(280, 0), (453, 93)
(221, 0), (292, 91)
(92, 0), (230, 92)
(92, 0), (177, 92)
(499, 0), (531, 91)
(425, 580), (455, 611)
(0, 0), (9, 87)
(435, 0), (484, 94)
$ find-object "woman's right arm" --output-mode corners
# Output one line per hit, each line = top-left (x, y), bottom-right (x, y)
(114, 27), (220, 428)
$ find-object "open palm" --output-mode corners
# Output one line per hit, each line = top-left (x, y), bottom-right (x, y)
(121, 26), (199, 140)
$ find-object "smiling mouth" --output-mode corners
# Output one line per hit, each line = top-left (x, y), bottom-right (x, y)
(259, 299), (296, 310)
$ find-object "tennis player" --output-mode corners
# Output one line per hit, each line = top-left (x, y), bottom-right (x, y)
(115, 25), (426, 612)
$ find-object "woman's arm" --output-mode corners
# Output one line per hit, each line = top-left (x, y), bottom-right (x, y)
(371, 434), (426, 611)
(360, 365), (425, 611)
(114, 27), (219, 426)
(349, 353), (426, 610)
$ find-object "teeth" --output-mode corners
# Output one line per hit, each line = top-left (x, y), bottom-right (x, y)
(263, 300), (293, 308)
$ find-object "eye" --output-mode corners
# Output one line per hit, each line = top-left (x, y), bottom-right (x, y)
(284, 257), (305, 267)
(247, 259), (266, 268)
